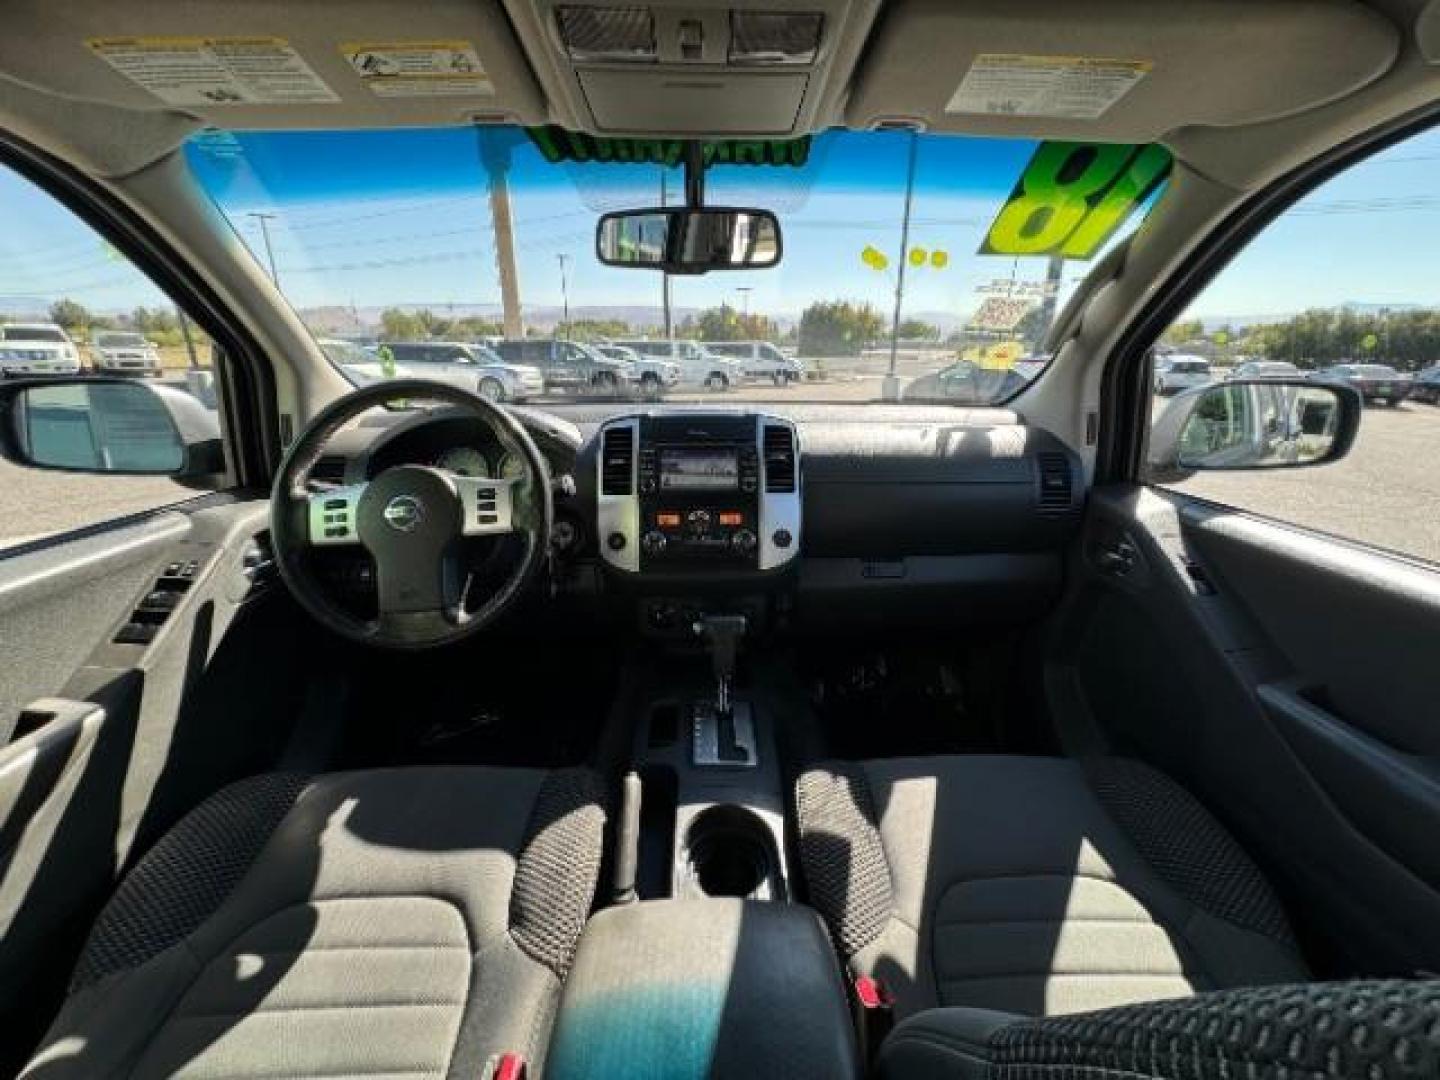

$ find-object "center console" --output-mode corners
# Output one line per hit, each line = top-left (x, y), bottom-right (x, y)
(596, 412), (801, 577)
(546, 899), (861, 1079)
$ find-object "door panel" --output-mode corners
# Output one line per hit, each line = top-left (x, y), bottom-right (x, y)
(1051, 483), (1440, 976)
(0, 499), (311, 1071)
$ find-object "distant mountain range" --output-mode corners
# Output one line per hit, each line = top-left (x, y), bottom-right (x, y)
(1195, 301), (1426, 331)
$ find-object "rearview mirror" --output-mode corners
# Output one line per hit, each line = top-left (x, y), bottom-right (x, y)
(0, 378), (224, 486)
(1148, 379), (1361, 481)
(596, 208), (782, 274)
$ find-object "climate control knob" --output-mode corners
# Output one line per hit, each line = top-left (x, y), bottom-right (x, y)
(641, 530), (668, 556)
(730, 528), (758, 554)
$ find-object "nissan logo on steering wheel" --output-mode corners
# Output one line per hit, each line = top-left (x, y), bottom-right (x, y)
(383, 494), (425, 532)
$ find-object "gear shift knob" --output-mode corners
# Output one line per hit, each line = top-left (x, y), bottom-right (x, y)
(694, 614), (747, 715)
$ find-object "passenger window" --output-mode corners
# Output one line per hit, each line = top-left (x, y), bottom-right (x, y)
(1149, 126), (1440, 564)
(0, 163), (226, 552)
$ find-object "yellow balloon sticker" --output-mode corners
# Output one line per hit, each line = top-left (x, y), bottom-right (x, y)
(908, 247), (927, 268)
(930, 250), (949, 269)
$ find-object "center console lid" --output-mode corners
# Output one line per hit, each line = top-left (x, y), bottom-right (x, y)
(546, 899), (860, 1079)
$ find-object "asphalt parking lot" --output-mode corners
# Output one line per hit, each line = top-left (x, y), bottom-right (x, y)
(1, 374), (1436, 565)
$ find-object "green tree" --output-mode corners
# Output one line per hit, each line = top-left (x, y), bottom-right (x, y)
(567, 319), (632, 341)
(897, 319), (940, 342)
(1162, 318), (1205, 345)
(379, 308), (426, 342)
(48, 298), (91, 331)
(451, 316), (505, 340)
(130, 306), (176, 334)
(796, 300), (884, 357)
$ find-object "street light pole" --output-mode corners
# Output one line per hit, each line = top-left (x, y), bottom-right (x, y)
(884, 131), (920, 402)
(736, 286), (752, 333)
(557, 254), (571, 339)
(246, 212), (281, 289)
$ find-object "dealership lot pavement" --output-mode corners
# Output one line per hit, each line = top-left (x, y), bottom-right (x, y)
(2, 374), (1436, 564)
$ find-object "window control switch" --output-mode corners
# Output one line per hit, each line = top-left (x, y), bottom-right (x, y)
(114, 622), (159, 645)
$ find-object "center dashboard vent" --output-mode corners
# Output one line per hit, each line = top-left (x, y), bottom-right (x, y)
(1036, 452), (1074, 514)
(762, 424), (796, 493)
(601, 425), (635, 495)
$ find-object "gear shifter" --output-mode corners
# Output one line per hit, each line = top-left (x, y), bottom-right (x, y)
(695, 613), (746, 717)
(691, 614), (755, 767)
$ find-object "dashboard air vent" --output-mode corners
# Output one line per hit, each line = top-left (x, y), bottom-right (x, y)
(601, 426), (635, 495)
(1037, 452), (1073, 514)
(763, 424), (796, 493)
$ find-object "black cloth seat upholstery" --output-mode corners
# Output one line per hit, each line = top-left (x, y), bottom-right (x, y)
(795, 755), (1306, 1021)
(21, 766), (607, 1079)
(875, 980), (1440, 1079)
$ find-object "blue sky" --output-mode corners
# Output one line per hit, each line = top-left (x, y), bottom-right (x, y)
(3, 125), (1438, 325)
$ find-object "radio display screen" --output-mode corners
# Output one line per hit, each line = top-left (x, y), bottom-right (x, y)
(659, 447), (739, 491)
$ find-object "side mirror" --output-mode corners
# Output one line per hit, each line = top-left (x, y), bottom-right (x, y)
(1148, 378), (1361, 481)
(0, 378), (224, 487)
(596, 207), (782, 274)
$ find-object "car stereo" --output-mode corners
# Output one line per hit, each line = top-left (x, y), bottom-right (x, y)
(597, 413), (800, 574)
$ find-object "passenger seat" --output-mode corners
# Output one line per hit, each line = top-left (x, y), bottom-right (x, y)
(794, 755), (1305, 1021)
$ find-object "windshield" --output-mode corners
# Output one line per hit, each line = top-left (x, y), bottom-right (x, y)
(94, 331), (148, 347)
(186, 126), (1170, 408)
(2, 326), (65, 342)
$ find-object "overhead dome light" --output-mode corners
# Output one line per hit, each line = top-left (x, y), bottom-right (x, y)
(556, 6), (657, 63)
(728, 11), (824, 66)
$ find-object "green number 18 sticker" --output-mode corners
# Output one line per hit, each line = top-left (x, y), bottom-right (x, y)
(980, 142), (1172, 260)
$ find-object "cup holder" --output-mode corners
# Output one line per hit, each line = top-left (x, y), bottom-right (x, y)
(684, 805), (780, 900)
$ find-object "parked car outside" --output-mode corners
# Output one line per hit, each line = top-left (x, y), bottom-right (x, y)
(319, 337), (414, 386)
(0, 323), (82, 376)
(493, 338), (636, 395)
(593, 343), (679, 397)
(902, 360), (1027, 403)
(1408, 364), (1440, 404)
(703, 341), (803, 385)
(383, 341), (544, 402)
(1310, 362), (1412, 406)
(1228, 360), (1302, 380)
(90, 330), (162, 376)
(1153, 354), (1213, 395)
(612, 339), (745, 390)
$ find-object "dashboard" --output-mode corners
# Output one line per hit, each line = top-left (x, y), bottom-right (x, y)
(310, 403), (1085, 635)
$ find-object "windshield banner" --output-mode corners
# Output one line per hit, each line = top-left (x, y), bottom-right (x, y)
(979, 141), (1171, 259)
(525, 126), (812, 169)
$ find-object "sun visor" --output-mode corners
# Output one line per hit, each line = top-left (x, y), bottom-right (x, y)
(847, 0), (1399, 143)
(0, 0), (546, 132)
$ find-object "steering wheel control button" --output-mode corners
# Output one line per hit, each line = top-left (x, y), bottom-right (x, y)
(382, 494), (425, 533)
(730, 529), (758, 554)
(641, 530), (668, 555)
(772, 529), (793, 549)
(607, 531), (628, 551)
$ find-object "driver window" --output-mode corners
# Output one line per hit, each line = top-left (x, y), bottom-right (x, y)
(0, 161), (227, 552)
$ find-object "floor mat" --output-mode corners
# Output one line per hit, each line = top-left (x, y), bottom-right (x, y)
(803, 641), (1021, 760)
(338, 643), (619, 770)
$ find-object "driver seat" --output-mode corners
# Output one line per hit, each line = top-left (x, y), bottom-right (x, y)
(20, 767), (607, 1079)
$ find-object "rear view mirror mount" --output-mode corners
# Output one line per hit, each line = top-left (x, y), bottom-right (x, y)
(1148, 378), (1362, 482)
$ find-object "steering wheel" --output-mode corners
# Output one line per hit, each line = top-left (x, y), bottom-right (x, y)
(270, 379), (553, 649)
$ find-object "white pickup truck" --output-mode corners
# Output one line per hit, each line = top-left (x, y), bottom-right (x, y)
(0, 323), (82, 376)
(702, 341), (804, 385)
(91, 330), (162, 376)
